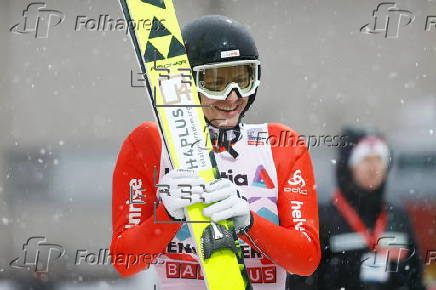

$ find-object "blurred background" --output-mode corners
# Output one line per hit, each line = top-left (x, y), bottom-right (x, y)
(0, 0), (435, 289)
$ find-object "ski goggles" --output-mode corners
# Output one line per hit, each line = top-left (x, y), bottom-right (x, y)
(193, 60), (261, 100)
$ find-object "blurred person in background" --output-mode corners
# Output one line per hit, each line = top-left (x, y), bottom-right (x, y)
(287, 127), (426, 290)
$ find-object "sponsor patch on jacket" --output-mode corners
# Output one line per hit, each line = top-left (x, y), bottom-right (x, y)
(247, 128), (266, 145)
(165, 261), (276, 283)
(284, 169), (308, 195)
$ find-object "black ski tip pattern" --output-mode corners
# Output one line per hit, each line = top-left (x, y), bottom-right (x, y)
(144, 41), (165, 63)
(167, 36), (186, 58)
(149, 16), (171, 39)
(140, 0), (166, 9)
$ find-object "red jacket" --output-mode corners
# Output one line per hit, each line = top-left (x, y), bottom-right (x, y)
(110, 122), (320, 287)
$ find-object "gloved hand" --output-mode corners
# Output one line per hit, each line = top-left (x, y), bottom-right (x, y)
(158, 169), (205, 220)
(202, 178), (252, 233)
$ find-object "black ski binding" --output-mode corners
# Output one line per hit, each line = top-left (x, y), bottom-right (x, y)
(201, 222), (238, 260)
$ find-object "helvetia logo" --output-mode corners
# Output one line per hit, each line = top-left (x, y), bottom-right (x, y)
(290, 201), (311, 242)
(220, 169), (248, 186)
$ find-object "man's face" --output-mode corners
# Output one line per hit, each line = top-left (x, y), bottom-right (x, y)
(199, 90), (248, 128)
(352, 155), (387, 191)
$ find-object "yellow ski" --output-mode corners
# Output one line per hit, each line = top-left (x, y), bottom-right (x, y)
(118, 0), (252, 289)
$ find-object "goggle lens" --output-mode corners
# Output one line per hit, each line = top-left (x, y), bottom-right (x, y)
(198, 64), (255, 93)
(193, 60), (261, 100)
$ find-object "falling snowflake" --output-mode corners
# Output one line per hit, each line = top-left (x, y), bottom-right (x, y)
(404, 81), (416, 89)
(388, 72), (398, 79)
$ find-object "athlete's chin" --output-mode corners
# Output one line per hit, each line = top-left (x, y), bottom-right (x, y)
(212, 114), (240, 128)
(219, 119), (239, 128)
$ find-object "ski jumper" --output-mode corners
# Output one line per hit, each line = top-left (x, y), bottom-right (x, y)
(110, 121), (321, 289)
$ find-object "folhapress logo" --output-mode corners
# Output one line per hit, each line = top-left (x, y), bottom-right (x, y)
(10, 2), (65, 38)
(360, 2), (414, 38)
(9, 237), (65, 273)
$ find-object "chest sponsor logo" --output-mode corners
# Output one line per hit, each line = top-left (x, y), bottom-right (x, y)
(220, 169), (248, 186)
(252, 165), (275, 189)
(165, 166), (274, 189)
(165, 261), (276, 283)
(167, 242), (197, 254)
(166, 241), (262, 259)
(166, 262), (204, 279)
(164, 240), (276, 282)
(248, 266), (277, 283)
(284, 169), (308, 195)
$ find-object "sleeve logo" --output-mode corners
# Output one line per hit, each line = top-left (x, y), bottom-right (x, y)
(284, 169), (308, 195)
(125, 179), (146, 229)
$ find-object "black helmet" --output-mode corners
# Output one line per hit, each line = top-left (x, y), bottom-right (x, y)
(182, 15), (259, 67)
(182, 15), (260, 117)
